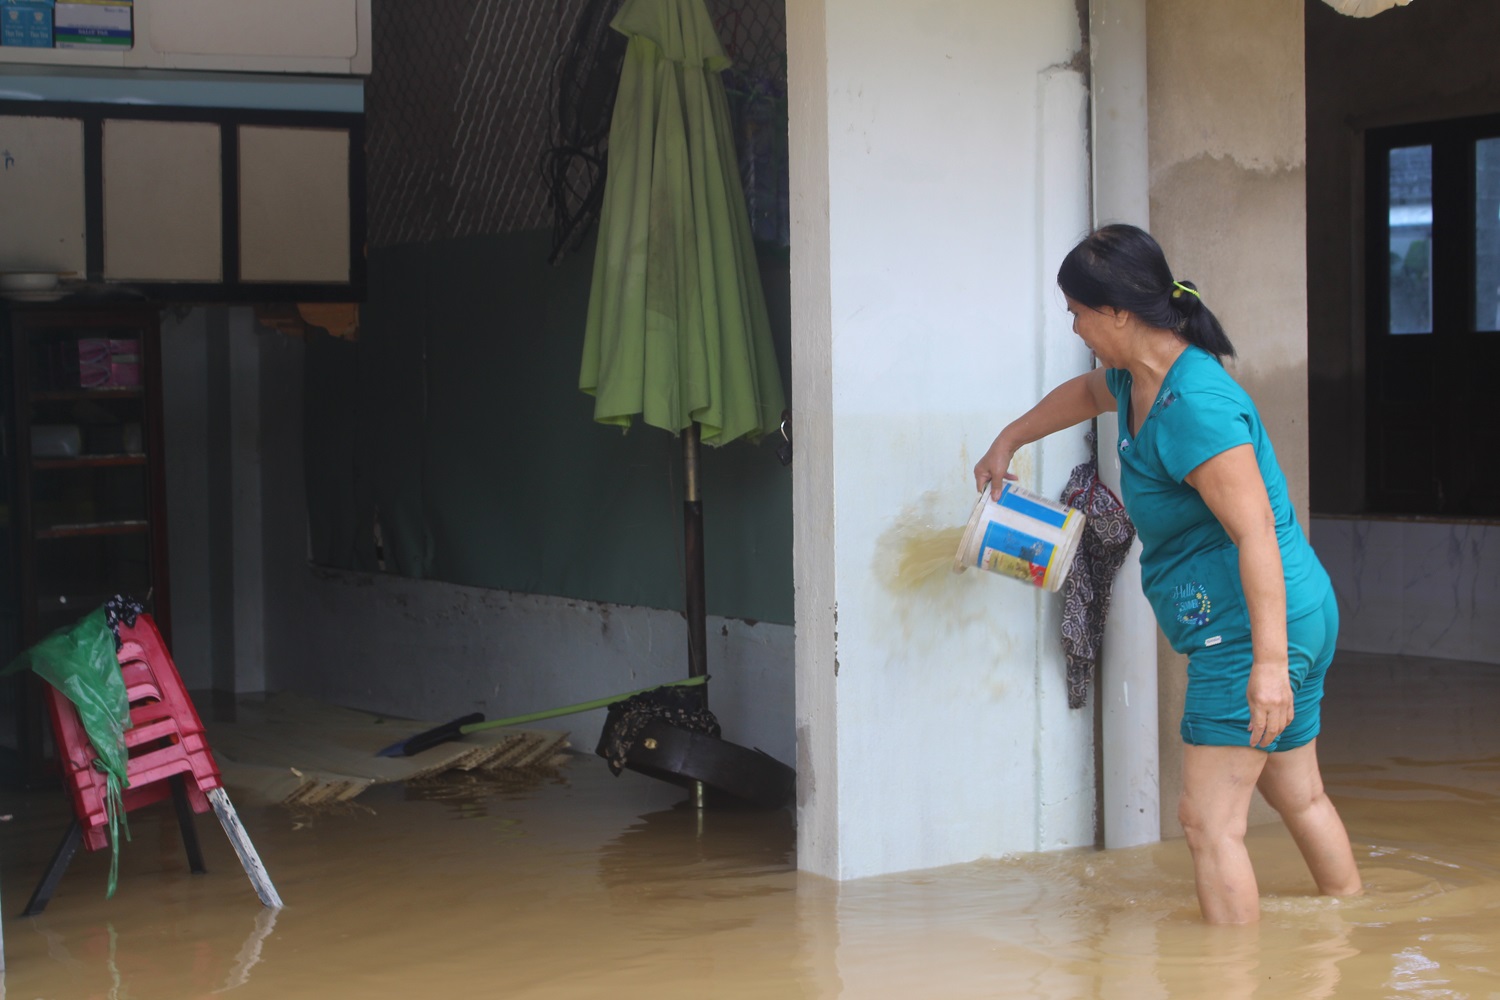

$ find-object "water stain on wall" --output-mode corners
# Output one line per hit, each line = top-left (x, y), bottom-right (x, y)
(869, 487), (1023, 690)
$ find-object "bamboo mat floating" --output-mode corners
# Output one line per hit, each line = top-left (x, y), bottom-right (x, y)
(205, 693), (571, 808)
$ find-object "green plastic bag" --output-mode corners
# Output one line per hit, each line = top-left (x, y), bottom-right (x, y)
(4, 606), (132, 897)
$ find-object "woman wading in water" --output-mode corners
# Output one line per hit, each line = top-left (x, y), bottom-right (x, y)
(974, 225), (1362, 924)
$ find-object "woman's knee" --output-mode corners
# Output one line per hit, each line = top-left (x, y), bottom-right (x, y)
(1178, 792), (1249, 847)
(1259, 777), (1308, 816)
(1258, 747), (1329, 817)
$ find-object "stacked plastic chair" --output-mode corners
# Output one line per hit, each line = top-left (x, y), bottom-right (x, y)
(23, 613), (281, 915)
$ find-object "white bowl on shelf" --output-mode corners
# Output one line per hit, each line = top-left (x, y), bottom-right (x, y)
(0, 271), (62, 292)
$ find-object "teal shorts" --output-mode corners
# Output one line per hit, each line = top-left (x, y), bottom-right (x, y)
(1179, 589), (1339, 752)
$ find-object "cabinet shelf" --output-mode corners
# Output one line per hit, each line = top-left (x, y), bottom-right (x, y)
(34, 454), (148, 470)
(36, 594), (115, 612)
(31, 388), (144, 402)
(36, 520), (149, 540)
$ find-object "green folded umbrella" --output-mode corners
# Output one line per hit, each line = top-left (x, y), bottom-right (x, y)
(580, 0), (786, 446)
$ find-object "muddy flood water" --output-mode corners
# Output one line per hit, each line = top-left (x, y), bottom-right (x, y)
(0, 652), (1495, 999)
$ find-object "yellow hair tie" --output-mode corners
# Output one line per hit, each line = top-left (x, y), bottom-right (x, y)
(1172, 280), (1202, 300)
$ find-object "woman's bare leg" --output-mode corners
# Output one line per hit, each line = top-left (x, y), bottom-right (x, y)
(1256, 739), (1362, 896)
(1180, 744), (1269, 924)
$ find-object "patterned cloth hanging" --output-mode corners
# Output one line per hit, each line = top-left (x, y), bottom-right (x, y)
(1059, 459), (1137, 709)
(104, 594), (147, 643)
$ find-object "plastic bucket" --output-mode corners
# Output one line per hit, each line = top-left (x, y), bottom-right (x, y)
(952, 482), (1086, 592)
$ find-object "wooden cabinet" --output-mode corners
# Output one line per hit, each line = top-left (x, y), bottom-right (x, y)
(0, 106), (366, 303)
(2, 303), (171, 779)
(6, 303), (171, 647)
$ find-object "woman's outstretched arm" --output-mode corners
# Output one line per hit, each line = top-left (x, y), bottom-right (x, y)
(973, 368), (1112, 498)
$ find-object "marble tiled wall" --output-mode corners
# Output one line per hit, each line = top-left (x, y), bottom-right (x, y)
(1311, 517), (1500, 664)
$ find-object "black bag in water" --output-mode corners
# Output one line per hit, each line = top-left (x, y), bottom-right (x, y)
(597, 685), (720, 775)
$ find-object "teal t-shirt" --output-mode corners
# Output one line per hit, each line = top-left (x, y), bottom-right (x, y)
(1105, 346), (1331, 655)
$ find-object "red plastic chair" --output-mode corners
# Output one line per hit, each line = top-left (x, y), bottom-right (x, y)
(23, 613), (280, 915)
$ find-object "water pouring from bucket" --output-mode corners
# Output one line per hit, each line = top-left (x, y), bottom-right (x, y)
(952, 482), (1085, 592)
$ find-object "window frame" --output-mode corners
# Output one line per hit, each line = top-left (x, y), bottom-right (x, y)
(1366, 113), (1500, 342)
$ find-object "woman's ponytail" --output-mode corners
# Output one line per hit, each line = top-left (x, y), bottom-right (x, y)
(1166, 278), (1235, 361)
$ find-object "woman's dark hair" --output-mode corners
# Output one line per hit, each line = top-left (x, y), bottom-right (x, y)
(1056, 224), (1236, 361)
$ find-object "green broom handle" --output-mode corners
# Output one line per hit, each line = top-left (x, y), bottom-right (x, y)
(457, 675), (708, 735)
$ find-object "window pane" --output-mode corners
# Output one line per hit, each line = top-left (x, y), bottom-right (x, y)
(1388, 145), (1432, 335)
(1477, 137), (1500, 332)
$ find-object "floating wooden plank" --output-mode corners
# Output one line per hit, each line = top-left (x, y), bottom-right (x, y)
(207, 693), (571, 808)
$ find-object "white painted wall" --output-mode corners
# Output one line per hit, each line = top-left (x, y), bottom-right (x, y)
(791, 0), (1096, 880)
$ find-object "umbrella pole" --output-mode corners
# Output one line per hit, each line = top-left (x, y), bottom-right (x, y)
(683, 422), (708, 811)
(682, 422), (708, 685)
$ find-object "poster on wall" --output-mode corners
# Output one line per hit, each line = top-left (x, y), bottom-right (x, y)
(0, 116), (87, 277)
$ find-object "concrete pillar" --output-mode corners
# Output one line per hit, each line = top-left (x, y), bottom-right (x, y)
(204, 307), (237, 696)
(228, 308), (266, 694)
(161, 307), (213, 691)
(1089, 0), (1162, 850)
(787, 0), (838, 874)
(162, 306), (267, 697)
(789, 0), (1096, 880)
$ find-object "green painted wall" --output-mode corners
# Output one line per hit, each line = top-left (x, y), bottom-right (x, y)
(304, 228), (794, 625)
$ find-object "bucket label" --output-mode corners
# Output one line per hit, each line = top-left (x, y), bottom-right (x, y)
(998, 485), (1071, 529)
(978, 521), (1052, 588)
(955, 482), (1085, 592)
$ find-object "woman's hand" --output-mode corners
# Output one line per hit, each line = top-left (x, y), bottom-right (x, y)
(973, 434), (1019, 499)
(1245, 660), (1293, 748)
